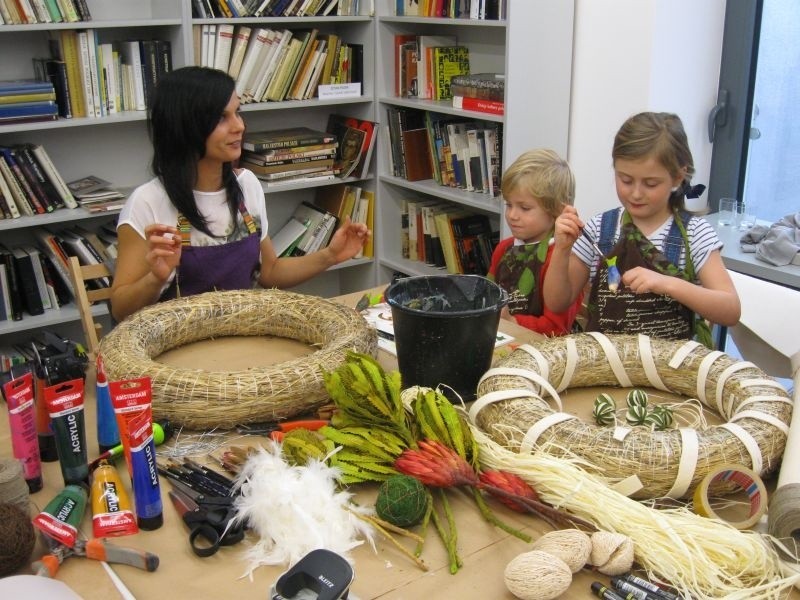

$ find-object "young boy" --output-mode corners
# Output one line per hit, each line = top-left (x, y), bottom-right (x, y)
(487, 149), (583, 335)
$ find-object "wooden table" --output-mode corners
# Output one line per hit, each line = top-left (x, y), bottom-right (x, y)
(1, 289), (793, 599)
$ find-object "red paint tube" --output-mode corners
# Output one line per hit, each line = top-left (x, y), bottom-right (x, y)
(33, 365), (58, 462)
(109, 377), (163, 530)
(90, 460), (138, 537)
(44, 378), (89, 486)
(3, 372), (43, 492)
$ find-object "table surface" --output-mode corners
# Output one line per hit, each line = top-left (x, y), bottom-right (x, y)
(0, 288), (794, 600)
(706, 211), (800, 289)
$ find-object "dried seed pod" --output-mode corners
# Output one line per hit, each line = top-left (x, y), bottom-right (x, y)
(593, 393), (616, 426)
(625, 403), (648, 426)
(504, 550), (572, 600)
(589, 531), (635, 576)
(531, 529), (592, 573)
(644, 405), (674, 431)
(626, 389), (649, 408)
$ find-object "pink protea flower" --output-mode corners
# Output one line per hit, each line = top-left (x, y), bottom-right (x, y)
(478, 470), (540, 512)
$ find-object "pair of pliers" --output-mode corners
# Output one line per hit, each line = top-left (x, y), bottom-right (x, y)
(167, 479), (244, 557)
(236, 419), (329, 442)
(33, 533), (159, 578)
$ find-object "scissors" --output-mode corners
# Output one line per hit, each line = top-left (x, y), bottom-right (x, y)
(167, 478), (244, 557)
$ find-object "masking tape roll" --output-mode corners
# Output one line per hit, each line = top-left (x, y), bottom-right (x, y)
(693, 464), (768, 530)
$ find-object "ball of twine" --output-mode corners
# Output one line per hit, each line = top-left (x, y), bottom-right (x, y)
(504, 550), (572, 600)
(589, 531), (635, 576)
(531, 529), (592, 573)
(0, 502), (36, 577)
(0, 458), (30, 513)
(375, 475), (428, 528)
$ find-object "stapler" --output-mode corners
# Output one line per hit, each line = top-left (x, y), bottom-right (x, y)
(271, 549), (354, 600)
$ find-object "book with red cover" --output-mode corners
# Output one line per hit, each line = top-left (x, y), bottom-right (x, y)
(452, 95), (504, 116)
(325, 113), (378, 179)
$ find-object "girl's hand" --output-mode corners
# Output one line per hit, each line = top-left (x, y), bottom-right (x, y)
(326, 216), (370, 263)
(621, 267), (669, 295)
(553, 205), (583, 250)
(499, 306), (514, 322)
(144, 224), (181, 282)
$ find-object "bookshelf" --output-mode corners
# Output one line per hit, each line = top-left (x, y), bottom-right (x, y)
(373, 1), (574, 281)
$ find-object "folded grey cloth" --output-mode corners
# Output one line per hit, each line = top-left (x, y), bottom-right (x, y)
(751, 212), (800, 266)
(740, 224), (769, 253)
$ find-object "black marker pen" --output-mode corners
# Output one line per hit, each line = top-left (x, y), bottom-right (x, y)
(611, 577), (656, 600)
(619, 574), (682, 600)
(591, 582), (629, 600)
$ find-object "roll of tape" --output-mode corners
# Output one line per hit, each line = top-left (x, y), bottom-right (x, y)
(693, 463), (768, 530)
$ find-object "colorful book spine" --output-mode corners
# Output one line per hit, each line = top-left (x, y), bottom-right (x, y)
(452, 95), (504, 116)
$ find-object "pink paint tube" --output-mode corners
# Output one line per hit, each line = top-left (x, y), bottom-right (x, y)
(3, 372), (43, 492)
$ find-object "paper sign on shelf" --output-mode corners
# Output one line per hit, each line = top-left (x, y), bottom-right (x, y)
(318, 83), (362, 100)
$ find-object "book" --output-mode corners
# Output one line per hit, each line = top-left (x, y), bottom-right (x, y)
(0, 146), (47, 214)
(0, 91), (56, 104)
(0, 79), (54, 95)
(0, 101), (59, 121)
(243, 127), (336, 152)
(431, 45), (470, 100)
(242, 144), (337, 164)
(10, 145), (59, 212)
(360, 189), (374, 258)
(452, 95), (504, 116)
(416, 35), (456, 100)
(22, 245), (52, 310)
(0, 245), (23, 320)
(313, 183), (351, 222)
(227, 26), (252, 80)
(402, 128), (433, 182)
(213, 23), (235, 71)
(235, 27), (272, 99)
(0, 264), (12, 321)
(325, 114), (378, 180)
(450, 72), (505, 102)
(0, 152), (34, 216)
(0, 159), (21, 218)
(244, 156), (334, 174)
(11, 246), (45, 316)
(271, 216), (310, 256)
(59, 229), (110, 287)
(251, 164), (333, 181)
(120, 40), (146, 111)
(393, 33), (416, 96)
(30, 144), (78, 208)
(32, 229), (75, 298)
(286, 201), (332, 255)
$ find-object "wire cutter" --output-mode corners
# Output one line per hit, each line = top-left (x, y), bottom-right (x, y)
(167, 478), (244, 557)
(32, 533), (159, 578)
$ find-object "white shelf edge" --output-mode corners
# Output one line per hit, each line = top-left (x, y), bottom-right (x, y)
(0, 302), (107, 336)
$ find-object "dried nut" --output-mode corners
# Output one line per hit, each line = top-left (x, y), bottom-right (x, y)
(589, 531), (635, 575)
(504, 550), (572, 600)
(531, 529), (592, 573)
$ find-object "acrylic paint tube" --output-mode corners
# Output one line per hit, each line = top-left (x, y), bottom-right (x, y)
(109, 377), (163, 530)
(32, 362), (58, 462)
(32, 483), (89, 548)
(3, 372), (43, 493)
(91, 460), (138, 537)
(95, 355), (119, 453)
(44, 378), (89, 486)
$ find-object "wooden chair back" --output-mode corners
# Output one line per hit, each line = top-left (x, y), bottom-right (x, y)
(67, 255), (113, 358)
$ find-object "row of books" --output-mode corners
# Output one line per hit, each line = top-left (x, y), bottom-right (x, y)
(0, 79), (58, 125)
(195, 25), (361, 104)
(272, 182), (374, 258)
(191, 0), (356, 18)
(401, 199), (497, 275)
(0, 143), (78, 218)
(394, 0), (504, 20)
(43, 31), (173, 119)
(0, 0), (91, 25)
(385, 107), (503, 196)
(395, 34), (470, 101)
(0, 225), (117, 323)
(242, 115), (377, 184)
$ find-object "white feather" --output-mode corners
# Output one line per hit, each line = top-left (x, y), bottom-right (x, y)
(232, 441), (376, 577)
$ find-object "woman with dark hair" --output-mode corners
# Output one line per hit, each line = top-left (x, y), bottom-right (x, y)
(111, 67), (369, 322)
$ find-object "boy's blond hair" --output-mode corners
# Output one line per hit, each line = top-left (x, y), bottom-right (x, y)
(501, 148), (575, 218)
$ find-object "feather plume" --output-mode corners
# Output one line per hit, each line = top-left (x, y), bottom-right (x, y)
(232, 442), (376, 577)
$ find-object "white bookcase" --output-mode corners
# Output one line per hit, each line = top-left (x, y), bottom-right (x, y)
(0, 0), (575, 351)
(373, 0), (574, 282)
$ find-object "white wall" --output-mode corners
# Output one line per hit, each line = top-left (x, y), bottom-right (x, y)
(569, 0), (726, 216)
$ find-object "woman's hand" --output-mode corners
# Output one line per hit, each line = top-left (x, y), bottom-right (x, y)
(144, 223), (181, 282)
(326, 216), (370, 263)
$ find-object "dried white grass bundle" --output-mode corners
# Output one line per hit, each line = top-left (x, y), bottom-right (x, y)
(231, 443), (375, 577)
(475, 428), (800, 600)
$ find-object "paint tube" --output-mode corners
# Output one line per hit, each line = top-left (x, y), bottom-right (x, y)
(44, 378), (89, 487)
(109, 377), (163, 530)
(3, 372), (43, 493)
(91, 460), (138, 537)
(95, 355), (119, 453)
(32, 361), (58, 462)
(32, 483), (88, 548)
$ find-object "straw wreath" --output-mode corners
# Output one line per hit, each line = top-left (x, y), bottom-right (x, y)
(99, 289), (377, 429)
(470, 332), (791, 499)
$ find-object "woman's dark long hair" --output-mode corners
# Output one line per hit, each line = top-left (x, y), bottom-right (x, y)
(148, 66), (243, 237)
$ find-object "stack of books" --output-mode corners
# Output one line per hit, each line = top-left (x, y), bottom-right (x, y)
(0, 0), (91, 24)
(0, 143), (78, 218)
(194, 25), (362, 104)
(0, 80), (59, 125)
(241, 126), (338, 186)
(189, 0), (353, 18)
(450, 72), (505, 116)
(66, 175), (126, 213)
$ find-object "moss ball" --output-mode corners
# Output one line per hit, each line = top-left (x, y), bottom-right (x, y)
(375, 475), (428, 528)
(0, 502), (35, 577)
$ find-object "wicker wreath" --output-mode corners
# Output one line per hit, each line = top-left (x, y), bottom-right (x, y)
(99, 289), (377, 429)
(470, 332), (791, 499)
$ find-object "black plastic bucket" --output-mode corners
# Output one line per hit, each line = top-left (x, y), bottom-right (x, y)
(385, 275), (508, 401)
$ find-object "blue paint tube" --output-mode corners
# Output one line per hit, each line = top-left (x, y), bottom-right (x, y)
(109, 377), (163, 530)
(95, 354), (119, 453)
(44, 378), (89, 487)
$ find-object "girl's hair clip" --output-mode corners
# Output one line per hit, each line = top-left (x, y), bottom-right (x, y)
(686, 183), (706, 199)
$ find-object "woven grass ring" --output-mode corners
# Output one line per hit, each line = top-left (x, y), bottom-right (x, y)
(99, 289), (377, 429)
(470, 332), (791, 499)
